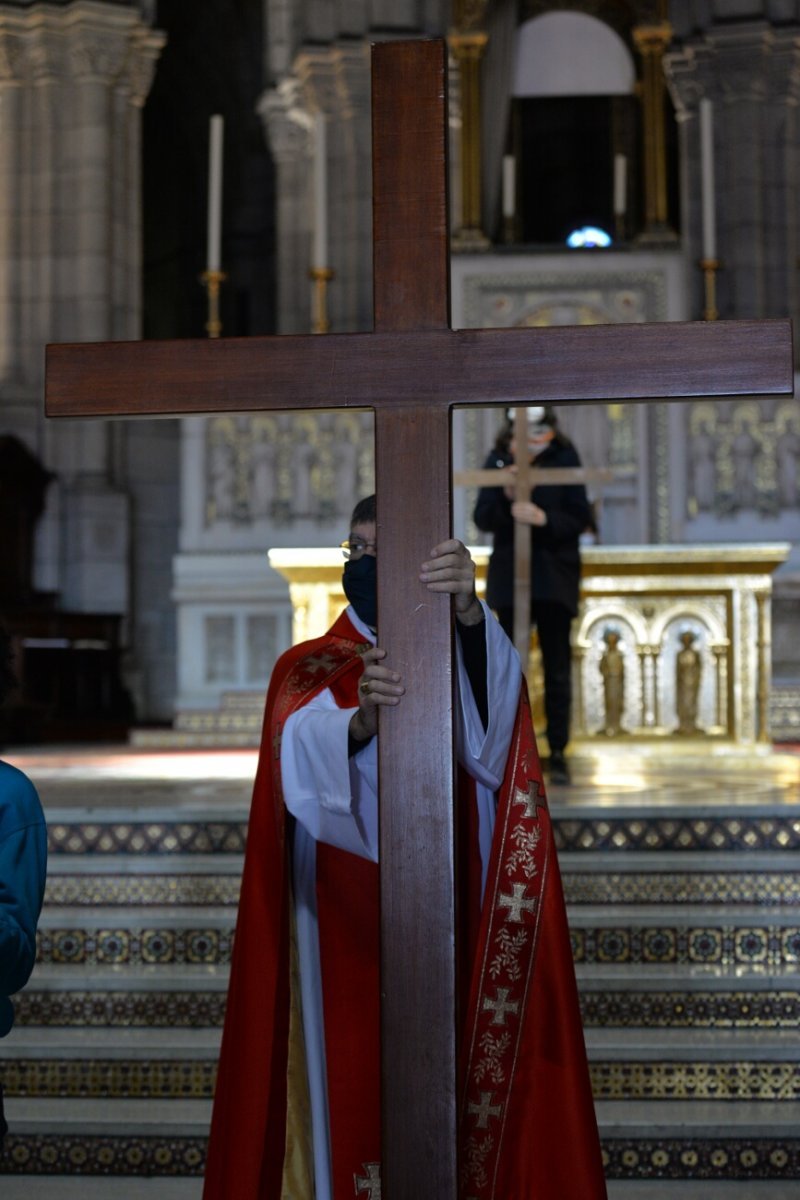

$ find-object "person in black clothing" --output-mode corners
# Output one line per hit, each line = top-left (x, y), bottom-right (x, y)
(473, 406), (592, 784)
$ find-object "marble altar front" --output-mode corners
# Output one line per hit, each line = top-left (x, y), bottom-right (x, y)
(269, 543), (789, 752)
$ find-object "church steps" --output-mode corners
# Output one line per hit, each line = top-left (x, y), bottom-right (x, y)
(606, 1186), (800, 1199)
(561, 851), (800, 907)
(586, 1027), (800, 1055)
(586, 1028), (800, 1102)
(598, 1106), (800, 1182)
(598, 1097), (800, 1134)
(11, 964), (228, 1030)
(8, 756), (796, 1187)
(551, 804), (800, 855)
(7, 1096), (211, 1133)
(578, 965), (800, 1031)
(39, 802), (800, 858)
(44, 853), (243, 910)
(35, 912), (234, 970)
(1, 1098), (210, 1178)
(4, 1027), (220, 1052)
(46, 810), (248, 857)
(567, 905), (800, 970)
(0, 1029), (221, 1102)
(0, 1179), (202, 1199)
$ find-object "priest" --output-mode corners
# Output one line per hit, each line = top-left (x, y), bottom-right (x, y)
(203, 494), (606, 1200)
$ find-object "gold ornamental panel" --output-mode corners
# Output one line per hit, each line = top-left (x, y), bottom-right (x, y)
(574, 544), (789, 750)
(269, 543), (789, 752)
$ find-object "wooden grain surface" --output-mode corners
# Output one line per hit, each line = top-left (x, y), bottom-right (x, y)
(46, 318), (794, 418)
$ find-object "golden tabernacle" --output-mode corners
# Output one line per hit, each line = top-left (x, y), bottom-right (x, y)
(269, 543), (789, 752)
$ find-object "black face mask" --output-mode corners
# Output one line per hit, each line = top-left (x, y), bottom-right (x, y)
(343, 555), (377, 629)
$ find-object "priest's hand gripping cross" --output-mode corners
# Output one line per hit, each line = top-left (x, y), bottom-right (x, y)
(45, 37), (792, 1200)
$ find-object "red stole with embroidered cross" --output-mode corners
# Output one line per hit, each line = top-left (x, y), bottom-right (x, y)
(459, 686), (607, 1199)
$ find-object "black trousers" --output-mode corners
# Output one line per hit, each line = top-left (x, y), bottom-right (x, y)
(496, 601), (574, 754)
(0, 1081), (6, 1144)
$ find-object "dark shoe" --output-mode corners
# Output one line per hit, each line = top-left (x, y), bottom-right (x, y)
(548, 750), (571, 786)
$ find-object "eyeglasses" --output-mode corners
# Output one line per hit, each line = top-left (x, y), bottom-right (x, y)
(340, 537), (377, 560)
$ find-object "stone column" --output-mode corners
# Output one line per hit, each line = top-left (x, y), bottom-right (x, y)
(760, 29), (800, 325)
(0, 3), (164, 611)
(257, 77), (313, 335)
(666, 22), (800, 329)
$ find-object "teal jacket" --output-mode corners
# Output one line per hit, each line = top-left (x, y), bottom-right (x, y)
(0, 761), (47, 1036)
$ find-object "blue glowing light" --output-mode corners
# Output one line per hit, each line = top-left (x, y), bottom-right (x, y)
(566, 226), (612, 249)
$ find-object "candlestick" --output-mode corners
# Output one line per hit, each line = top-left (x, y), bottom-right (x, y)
(699, 257), (720, 322)
(200, 268), (226, 338)
(309, 266), (334, 334)
(699, 98), (716, 261)
(312, 113), (328, 270)
(207, 114), (224, 273)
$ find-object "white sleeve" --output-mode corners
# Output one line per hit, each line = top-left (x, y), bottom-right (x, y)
(454, 600), (521, 792)
(281, 688), (379, 861)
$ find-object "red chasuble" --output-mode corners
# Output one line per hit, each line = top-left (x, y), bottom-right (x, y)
(203, 610), (606, 1199)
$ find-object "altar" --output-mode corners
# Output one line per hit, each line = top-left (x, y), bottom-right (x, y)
(269, 542), (790, 752)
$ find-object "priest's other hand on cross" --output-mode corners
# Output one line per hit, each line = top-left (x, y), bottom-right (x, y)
(351, 527), (483, 743)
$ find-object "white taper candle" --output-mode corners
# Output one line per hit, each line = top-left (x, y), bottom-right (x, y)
(699, 98), (717, 260)
(207, 115), (224, 273)
(312, 113), (328, 269)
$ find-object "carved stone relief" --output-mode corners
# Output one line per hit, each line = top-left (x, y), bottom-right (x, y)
(687, 398), (799, 518)
(203, 411), (374, 528)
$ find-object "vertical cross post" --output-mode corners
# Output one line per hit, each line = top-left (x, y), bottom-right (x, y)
(371, 41), (459, 1200)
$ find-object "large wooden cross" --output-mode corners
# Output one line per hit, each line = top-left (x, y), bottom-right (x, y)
(46, 39), (792, 1199)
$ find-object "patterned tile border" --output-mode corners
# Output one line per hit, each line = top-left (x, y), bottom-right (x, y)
(44, 876), (241, 907)
(6, 1059), (798, 1105)
(564, 872), (800, 906)
(571, 925), (800, 967)
(47, 869), (800, 910)
(43, 814), (800, 856)
(591, 1061), (800, 1101)
(1, 1061), (217, 1100)
(0, 1134), (206, 1176)
(47, 822), (247, 856)
(555, 816), (800, 854)
(2, 1135), (799, 1180)
(14, 987), (799, 1033)
(580, 990), (800, 1029)
(36, 928), (233, 967)
(602, 1138), (800, 1180)
(37, 922), (800, 970)
(14, 992), (227, 1029)
(9, 1059), (798, 1104)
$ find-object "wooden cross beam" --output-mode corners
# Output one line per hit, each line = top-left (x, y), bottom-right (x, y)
(45, 39), (792, 1199)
